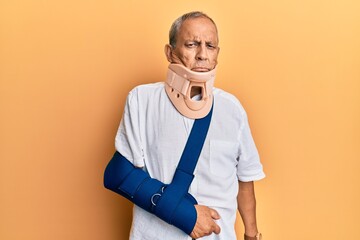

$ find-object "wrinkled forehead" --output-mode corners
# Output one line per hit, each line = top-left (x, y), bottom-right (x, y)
(178, 17), (219, 43)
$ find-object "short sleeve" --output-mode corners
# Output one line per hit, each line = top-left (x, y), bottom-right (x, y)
(236, 109), (265, 182)
(115, 89), (145, 167)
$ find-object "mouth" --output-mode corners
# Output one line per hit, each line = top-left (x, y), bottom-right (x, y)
(191, 67), (210, 72)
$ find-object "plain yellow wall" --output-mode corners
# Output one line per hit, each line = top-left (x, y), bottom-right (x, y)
(1, 1), (359, 239)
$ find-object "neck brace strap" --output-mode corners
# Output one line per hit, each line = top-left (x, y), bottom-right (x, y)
(165, 64), (216, 119)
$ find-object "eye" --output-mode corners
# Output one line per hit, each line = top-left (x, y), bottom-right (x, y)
(185, 43), (196, 48)
(207, 44), (216, 49)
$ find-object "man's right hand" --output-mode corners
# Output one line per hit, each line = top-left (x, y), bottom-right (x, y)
(190, 205), (221, 239)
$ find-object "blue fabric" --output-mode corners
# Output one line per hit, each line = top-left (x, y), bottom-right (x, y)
(104, 105), (213, 235)
(176, 106), (213, 176)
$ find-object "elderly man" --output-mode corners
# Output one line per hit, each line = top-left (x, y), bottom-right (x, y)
(104, 11), (265, 240)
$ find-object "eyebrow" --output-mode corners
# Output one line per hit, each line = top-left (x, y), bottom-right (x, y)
(185, 40), (217, 45)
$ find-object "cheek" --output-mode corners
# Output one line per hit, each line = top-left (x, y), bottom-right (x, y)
(210, 52), (219, 63)
(210, 50), (219, 59)
(177, 50), (192, 61)
(174, 51), (194, 65)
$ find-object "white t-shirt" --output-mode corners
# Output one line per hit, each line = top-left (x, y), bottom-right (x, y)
(115, 82), (265, 240)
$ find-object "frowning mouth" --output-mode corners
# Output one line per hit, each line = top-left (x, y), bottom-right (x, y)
(191, 67), (210, 72)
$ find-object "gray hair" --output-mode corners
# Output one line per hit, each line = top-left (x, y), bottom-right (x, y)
(169, 11), (218, 48)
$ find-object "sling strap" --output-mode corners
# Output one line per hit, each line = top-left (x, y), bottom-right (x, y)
(154, 105), (213, 223)
(177, 104), (213, 186)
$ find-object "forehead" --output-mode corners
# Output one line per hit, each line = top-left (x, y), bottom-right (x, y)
(177, 17), (218, 42)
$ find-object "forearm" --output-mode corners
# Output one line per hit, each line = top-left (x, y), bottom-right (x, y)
(237, 181), (258, 236)
(104, 151), (198, 235)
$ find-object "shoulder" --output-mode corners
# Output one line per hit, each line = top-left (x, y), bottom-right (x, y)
(131, 82), (165, 91)
(126, 82), (165, 103)
(128, 82), (164, 96)
(213, 87), (246, 116)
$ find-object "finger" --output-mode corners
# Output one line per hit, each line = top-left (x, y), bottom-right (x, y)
(213, 222), (221, 235)
(210, 208), (221, 220)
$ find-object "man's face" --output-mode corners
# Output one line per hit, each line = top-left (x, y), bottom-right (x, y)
(165, 17), (220, 72)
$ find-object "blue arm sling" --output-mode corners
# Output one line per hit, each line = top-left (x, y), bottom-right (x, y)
(104, 105), (213, 234)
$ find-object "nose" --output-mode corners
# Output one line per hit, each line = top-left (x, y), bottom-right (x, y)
(196, 44), (208, 61)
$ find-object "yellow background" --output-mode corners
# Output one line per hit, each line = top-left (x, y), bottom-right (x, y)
(1, 1), (359, 239)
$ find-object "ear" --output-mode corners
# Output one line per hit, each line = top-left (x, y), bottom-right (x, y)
(164, 44), (174, 62)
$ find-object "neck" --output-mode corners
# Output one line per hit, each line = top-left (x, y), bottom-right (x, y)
(190, 86), (202, 98)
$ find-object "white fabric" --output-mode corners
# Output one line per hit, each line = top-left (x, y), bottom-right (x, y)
(115, 82), (265, 240)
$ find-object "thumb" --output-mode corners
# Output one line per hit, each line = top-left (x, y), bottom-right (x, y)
(213, 223), (221, 235)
